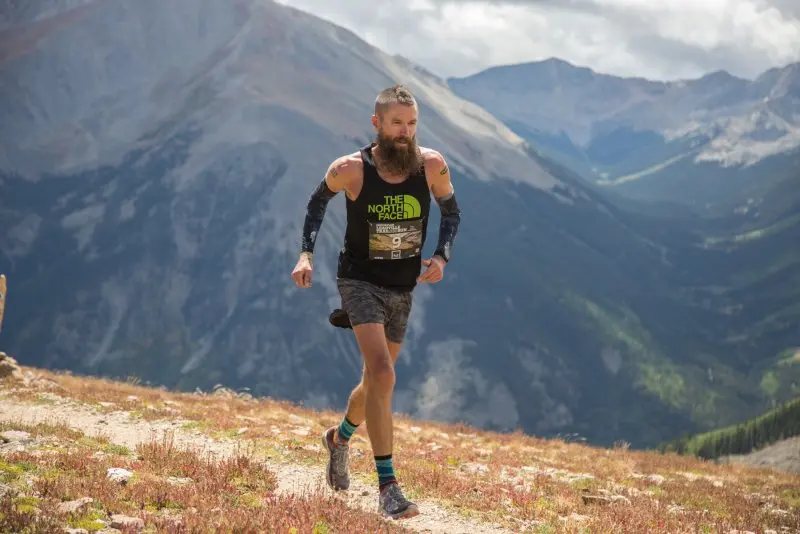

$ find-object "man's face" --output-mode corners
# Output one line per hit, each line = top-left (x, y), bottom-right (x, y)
(375, 103), (418, 149)
(372, 102), (422, 175)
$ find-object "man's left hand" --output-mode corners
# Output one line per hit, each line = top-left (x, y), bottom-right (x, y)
(417, 256), (446, 283)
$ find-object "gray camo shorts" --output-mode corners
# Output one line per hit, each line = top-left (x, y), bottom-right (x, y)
(336, 277), (413, 343)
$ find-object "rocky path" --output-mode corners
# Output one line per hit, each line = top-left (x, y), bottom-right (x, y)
(0, 397), (512, 534)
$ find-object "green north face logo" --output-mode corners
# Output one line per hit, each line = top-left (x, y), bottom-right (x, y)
(368, 194), (421, 221)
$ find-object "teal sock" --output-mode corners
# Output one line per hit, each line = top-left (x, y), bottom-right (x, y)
(375, 454), (396, 488)
(336, 416), (358, 444)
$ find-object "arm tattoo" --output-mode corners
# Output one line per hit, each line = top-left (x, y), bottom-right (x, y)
(433, 190), (461, 263)
(301, 178), (337, 253)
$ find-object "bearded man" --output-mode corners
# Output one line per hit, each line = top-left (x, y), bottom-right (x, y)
(290, 84), (462, 520)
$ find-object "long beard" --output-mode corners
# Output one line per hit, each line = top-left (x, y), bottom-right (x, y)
(375, 131), (423, 176)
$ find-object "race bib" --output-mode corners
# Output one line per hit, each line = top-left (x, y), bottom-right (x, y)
(368, 220), (423, 260)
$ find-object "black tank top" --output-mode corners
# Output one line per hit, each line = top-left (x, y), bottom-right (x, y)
(337, 143), (431, 291)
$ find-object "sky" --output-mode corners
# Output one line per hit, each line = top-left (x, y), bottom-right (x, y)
(275, 0), (800, 81)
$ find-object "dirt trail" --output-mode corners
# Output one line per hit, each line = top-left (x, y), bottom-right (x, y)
(0, 397), (512, 534)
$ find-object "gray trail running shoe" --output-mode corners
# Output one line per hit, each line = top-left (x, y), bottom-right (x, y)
(321, 427), (350, 490)
(378, 482), (419, 520)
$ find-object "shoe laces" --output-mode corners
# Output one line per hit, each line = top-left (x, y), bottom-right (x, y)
(331, 442), (349, 476)
(381, 482), (409, 506)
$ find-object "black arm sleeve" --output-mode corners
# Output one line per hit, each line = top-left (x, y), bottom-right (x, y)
(301, 178), (337, 253)
(433, 190), (461, 263)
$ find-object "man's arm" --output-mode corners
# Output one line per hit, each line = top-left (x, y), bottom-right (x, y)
(426, 151), (461, 264)
(300, 157), (351, 256)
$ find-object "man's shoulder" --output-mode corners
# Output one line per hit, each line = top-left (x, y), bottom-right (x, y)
(419, 146), (448, 177)
(419, 146), (445, 162)
(327, 151), (364, 180)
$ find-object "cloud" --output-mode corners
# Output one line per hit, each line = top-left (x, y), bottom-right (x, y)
(275, 0), (800, 81)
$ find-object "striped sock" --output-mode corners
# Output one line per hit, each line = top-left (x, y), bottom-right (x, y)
(375, 454), (396, 488)
(336, 416), (358, 444)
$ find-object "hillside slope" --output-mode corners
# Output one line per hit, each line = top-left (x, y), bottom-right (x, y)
(1, 0), (797, 452)
(1, 365), (799, 533)
(660, 396), (800, 462)
(720, 437), (800, 475)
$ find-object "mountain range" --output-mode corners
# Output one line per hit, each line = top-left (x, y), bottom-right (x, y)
(1, 0), (798, 450)
(448, 57), (800, 212)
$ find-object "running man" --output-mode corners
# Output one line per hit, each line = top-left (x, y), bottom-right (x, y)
(290, 84), (461, 520)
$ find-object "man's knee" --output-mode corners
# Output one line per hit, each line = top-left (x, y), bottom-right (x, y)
(366, 358), (395, 393)
(352, 323), (396, 392)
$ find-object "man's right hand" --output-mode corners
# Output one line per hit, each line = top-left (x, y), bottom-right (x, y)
(291, 253), (313, 288)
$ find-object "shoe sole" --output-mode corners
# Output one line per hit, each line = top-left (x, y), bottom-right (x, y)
(321, 429), (348, 491)
(383, 503), (420, 520)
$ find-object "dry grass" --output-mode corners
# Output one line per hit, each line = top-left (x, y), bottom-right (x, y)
(3, 367), (800, 533)
(0, 418), (406, 533)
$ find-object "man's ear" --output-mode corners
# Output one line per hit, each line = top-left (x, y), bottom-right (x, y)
(371, 114), (379, 129)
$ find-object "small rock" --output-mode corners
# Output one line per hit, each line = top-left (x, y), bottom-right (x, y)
(63, 529), (89, 534)
(237, 427), (248, 435)
(106, 467), (133, 484)
(1, 430), (31, 443)
(647, 474), (666, 485)
(0, 442), (27, 453)
(460, 462), (489, 474)
(291, 427), (310, 437)
(409, 426), (422, 434)
(110, 514), (144, 531)
(581, 494), (611, 505)
(0, 352), (22, 380)
(57, 496), (94, 515)
(167, 476), (192, 485)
